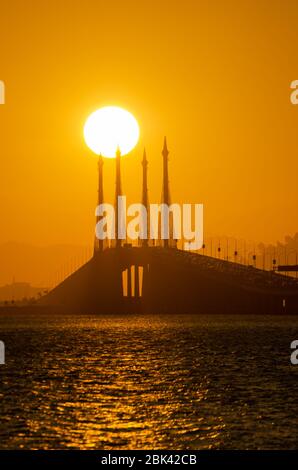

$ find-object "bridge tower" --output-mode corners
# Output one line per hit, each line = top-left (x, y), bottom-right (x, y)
(161, 137), (177, 248)
(115, 146), (124, 249)
(94, 154), (104, 254)
(141, 148), (149, 247)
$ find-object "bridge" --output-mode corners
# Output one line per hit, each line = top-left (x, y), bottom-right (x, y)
(39, 245), (298, 315)
(39, 139), (298, 315)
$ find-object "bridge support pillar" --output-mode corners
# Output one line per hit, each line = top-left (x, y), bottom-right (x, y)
(127, 267), (132, 297)
(135, 265), (140, 298)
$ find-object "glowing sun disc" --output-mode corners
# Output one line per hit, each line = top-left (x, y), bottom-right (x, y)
(84, 106), (140, 158)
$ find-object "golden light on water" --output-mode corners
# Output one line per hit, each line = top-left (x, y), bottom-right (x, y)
(84, 106), (140, 158)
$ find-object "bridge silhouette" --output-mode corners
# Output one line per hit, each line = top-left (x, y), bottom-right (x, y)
(39, 139), (298, 315)
(39, 244), (298, 315)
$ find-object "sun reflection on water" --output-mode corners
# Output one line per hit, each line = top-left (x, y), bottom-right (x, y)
(1, 314), (298, 449)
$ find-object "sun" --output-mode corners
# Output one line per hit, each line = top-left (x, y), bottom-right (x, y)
(84, 106), (140, 158)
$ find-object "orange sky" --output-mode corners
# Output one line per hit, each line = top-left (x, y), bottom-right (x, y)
(0, 0), (298, 248)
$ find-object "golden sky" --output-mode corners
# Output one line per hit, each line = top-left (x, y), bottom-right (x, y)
(0, 0), (298, 247)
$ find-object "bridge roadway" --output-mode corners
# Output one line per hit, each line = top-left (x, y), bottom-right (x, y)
(39, 246), (298, 315)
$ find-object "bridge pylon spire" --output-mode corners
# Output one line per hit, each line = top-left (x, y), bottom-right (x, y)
(141, 148), (149, 246)
(94, 154), (104, 254)
(161, 137), (176, 248)
(115, 146), (123, 249)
